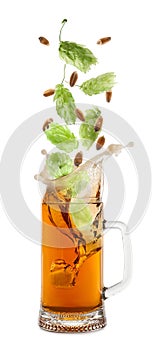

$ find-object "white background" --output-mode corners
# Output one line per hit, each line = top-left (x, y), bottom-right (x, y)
(0, 0), (152, 349)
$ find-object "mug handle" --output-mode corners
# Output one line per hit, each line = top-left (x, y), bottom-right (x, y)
(103, 220), (132, 299)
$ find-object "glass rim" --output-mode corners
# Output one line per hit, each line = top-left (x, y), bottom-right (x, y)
(42, 198), (103, 204)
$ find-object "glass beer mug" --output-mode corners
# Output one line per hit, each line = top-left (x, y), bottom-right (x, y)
(38, 161), (132, 333)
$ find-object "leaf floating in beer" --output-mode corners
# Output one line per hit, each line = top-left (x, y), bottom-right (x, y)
(70, 198), (93, 228)
(39, 36), (50, 46)
(66, 171), (90, 197)
(54, 84), (77, 124)
(59, 41), (97, 73)
(80, 73), (116, 96)
(46, 152), (74, 179)
(45, 122), (79, 152)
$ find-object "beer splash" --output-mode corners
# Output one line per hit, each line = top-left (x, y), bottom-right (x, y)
(35, 142), (134, 289)
(35, 142), (134, 189)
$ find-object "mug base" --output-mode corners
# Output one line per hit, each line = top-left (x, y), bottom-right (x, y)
(38, 305), (107, 333)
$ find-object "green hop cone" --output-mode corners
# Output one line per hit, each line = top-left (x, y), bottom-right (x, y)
(79, 123), (99, 150)
(46, 152), (74, 179)
(54, 84), (77, 124)
(79, 107), (101, 149)
(59, 41), (97, 73)
(85, 106), (101, 125)
(45, 122), (79, 153)
(80, 72), (116, 96)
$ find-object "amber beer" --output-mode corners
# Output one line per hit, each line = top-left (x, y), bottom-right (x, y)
(41, 193), (103, 313)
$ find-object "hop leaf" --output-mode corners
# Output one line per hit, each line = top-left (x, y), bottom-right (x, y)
(59, 41), (97, 73)
(80, 72), (116, 96)
(54, 84), (77, 124)
(45, 122), (79, 153)
(46, 152), (74, 179)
